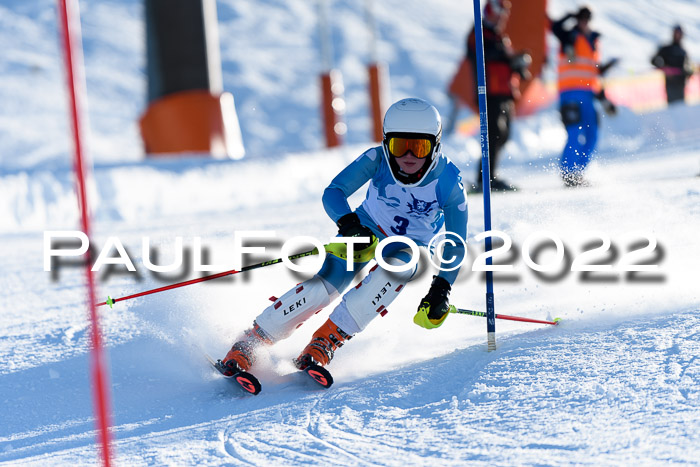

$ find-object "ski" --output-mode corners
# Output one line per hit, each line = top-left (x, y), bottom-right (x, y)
(303, 363), (334, 389)
(205, 354), (262, 395)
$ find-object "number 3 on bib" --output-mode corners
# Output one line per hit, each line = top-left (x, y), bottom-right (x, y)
(391, 216), (410, 235)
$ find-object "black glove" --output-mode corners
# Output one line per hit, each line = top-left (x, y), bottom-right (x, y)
(596, 89), (617, 116)
(510, 52), (533, 80)
(598, 58), (619, 76)
(336, 212), (376, 251)
(419, 276), (452, 321)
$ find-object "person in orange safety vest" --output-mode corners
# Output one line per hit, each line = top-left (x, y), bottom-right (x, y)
(551, 6), (617, 187)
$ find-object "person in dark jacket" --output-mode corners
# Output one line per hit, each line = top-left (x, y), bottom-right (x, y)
(652, 25), (694, 104)
(467, 0), (531, 192)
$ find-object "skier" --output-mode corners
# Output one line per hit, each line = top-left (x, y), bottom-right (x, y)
(466, 0), (531, 193)
(551, 6), (617, 187)
(220, 98), (468, 377)
(651, 25), (694, 105)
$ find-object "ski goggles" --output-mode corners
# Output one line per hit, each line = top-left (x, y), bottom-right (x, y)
(386, 136), (434, 159)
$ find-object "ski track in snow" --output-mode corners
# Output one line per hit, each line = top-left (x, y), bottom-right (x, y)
(1, 311), (697, 465)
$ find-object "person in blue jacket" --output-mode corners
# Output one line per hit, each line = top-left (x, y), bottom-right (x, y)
(220, 98), (469, 374)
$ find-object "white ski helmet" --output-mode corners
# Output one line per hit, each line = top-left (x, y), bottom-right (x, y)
(382, 98), (442, 186)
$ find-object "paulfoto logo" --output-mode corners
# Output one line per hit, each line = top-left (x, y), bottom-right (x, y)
(44, 229), (664, 283)
(43, 230), (422, 274)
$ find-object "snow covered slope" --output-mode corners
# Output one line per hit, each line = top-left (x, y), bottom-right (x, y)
(1, 126), (699, 464)
(1, 0), (699, 465)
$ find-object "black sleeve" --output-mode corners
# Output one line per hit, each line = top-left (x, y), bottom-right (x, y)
(466, 26), (475, 60)
(651, 47), (664, 68)
(483, 34), (510, 62)
(467, 25), (509, 63)
(551, 14), (574, 46)
(682, 49), (695, 77)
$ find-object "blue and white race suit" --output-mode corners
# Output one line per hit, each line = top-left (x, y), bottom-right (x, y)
(254, 146), (469, 340)
(319, 146), (468, 291)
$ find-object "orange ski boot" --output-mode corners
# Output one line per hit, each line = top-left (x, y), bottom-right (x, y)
(294, 318), (351, 370)
(221, 323), (272, 375)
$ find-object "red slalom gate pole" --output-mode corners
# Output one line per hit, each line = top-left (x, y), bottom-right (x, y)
(58, 1), (114, 465)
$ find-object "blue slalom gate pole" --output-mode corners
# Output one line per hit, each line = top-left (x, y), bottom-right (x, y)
(472, 0), (497, 351)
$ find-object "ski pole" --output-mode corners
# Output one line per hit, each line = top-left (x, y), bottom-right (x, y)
(472, 0), (497, 351)
(96, 248), (320, 308)
(449, 305), (560, 326)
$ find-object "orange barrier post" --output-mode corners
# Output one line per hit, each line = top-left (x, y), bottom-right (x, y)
(139, 90), (244, 158)
(505, 0), (548, 112)
(142, 0), (244, 159)
(368, 62), (388, 142)
(320, 69), (345, 148)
